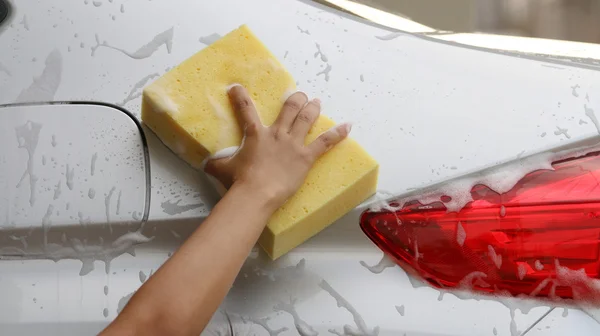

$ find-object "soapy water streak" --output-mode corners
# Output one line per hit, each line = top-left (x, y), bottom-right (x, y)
(15, 121), (42, 206)
(359, 253), (396, 274)
(585, 105), (600, 134)
(241, 315), (288, 336)
(414, 265), (600, 336)
(198, 33), (222, 45)
(104, 187), (116, 233)
(91, 27), (174, 59)
(117, 73), (159, 107)
(273, 298), (319, 336)
(14, 50), (62, 103)
(319, 280), (379, 336)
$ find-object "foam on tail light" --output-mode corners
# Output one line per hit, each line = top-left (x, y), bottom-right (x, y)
(360, 152), (600, 302)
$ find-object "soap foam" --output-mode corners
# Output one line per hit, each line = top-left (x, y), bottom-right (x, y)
(201, 146), (240, 197)
(145, 86), (180, 115)
(371, 141), (600, 213)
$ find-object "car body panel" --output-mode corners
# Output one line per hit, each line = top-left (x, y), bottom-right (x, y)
(1, 0), (600, 334)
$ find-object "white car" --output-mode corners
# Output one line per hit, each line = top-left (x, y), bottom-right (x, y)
(1, 0), (600, 335)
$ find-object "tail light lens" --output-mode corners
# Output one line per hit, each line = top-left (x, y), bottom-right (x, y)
(360, 152), (600, 301)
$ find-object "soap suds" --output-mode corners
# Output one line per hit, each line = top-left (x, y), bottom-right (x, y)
(117, 73), (159, 106)
(297, 26), (310, 35)
(201, 146), (240, 196)
(554, 126), (571, 139)
(65, 165), (75, 190)
(456, 221), (466, 246)
(375, 32), (403, 41)
(371, 141), (600, 213)
(90, 153), (98, 175)
(198, 33), (222, 45)
(15, 50), (62, 103)
(9, 235), (29, 250)
(535, 260), (544, 271)
(160, 199), (204, 215)
(43, 230), (153, 275)
(584, 105), (600, 134)
(274, 299), (318, 336)
(517, 264), (527, 280)
(116, 190), (122, 215)
(241, 316), (288, 336)
(91, 27), (173, 59)
(314, 43), (328, 62)
(488, 245), (502, 269)
(319, 280), (379, 336)
(20, 15), (30, 31)
(359, 253), (396, 274)
(53, 181), (62, 200)
(206, 94), (232, 149)
(144, 86), (180, 115)
(15, 121), (42, 206)
(117, 291), (135, 314)
(105, 186), (116, 233)
(42, 204), (54, 247)
(571, 84), (580, 97)
(395, 305), (405, 316)
(316, 64), (332, 82)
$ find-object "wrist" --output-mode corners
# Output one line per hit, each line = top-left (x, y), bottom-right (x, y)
(228, 181), (282, 215)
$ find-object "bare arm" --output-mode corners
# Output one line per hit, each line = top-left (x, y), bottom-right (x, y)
(101, 85), (350, 336)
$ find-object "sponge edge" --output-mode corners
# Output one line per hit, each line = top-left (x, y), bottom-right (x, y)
(142, 24), (379, 259)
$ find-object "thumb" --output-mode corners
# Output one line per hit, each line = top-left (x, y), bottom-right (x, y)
(204, 157), (234, 189)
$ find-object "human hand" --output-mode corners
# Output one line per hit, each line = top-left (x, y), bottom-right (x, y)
(204, 85), (351, 212)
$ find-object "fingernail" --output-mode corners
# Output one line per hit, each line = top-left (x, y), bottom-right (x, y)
(226, 83), (242, 92)
(312, 98), (321, 106)
(281, 90), (305, 102)
(343, 122), (352, 135)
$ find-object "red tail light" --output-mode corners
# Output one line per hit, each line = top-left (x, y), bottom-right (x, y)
(360, 152), (600, 302)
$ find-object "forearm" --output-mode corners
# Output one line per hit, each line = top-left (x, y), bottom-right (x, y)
(102, 182), (275, 336)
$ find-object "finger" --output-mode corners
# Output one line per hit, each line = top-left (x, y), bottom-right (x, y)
(273, 91), (308, 131)
(308, 122), (352, 158)
(227, 84), (261, 128)
(290, 98), (321, 139)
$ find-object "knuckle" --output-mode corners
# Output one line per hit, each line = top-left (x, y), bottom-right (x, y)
(272, 128), (286, 140)
(284, 92), (308, 111)
(245, 122), (260, 135)
(284, 99), (304, 111)
(296, 112), (312, 123)
(319, 133), (333, 146)
(234, 97), (252, 112)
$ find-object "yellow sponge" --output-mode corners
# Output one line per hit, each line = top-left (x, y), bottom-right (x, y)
(142, 25), (379, 259)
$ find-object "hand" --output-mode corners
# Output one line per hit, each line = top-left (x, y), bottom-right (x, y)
(204, 85), (351, 211)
